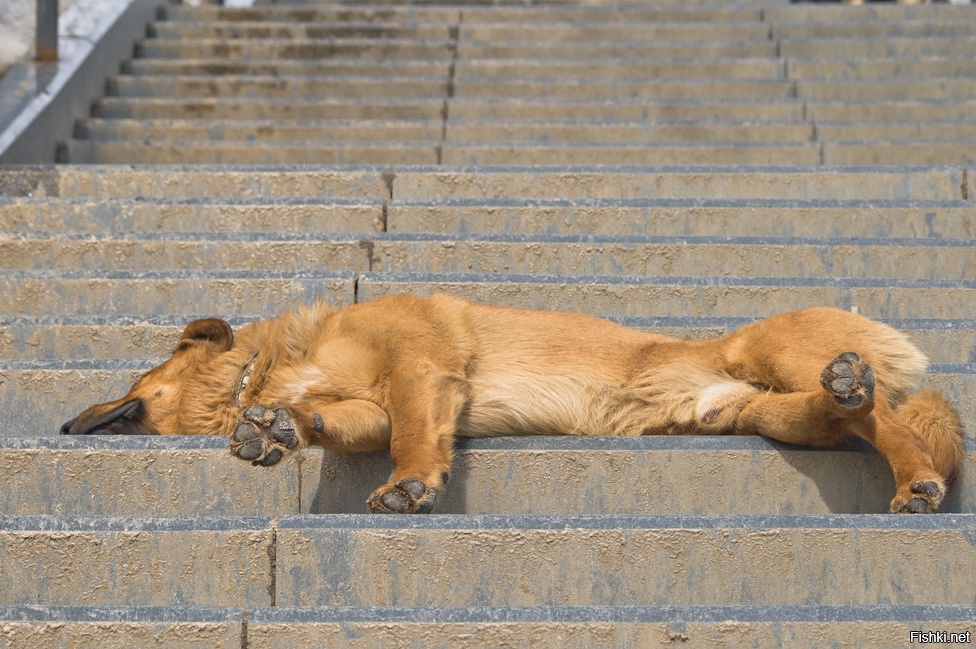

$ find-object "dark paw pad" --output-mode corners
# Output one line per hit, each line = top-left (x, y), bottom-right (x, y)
(899, 497), (931, 514)
(820, 352), (875, 409)
(229, 405), (299, 467)
(367, 479), (437, 514)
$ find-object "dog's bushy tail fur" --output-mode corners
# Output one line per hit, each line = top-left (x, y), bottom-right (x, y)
(897, 390), (965, 488)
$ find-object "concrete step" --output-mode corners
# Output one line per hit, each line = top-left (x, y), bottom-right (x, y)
(4, 605), (974, 649)
(5, 166), (970, 201)
(815, 121), (976, 142)
(0, 516), (274, 607)
(6, 232), (971, 279)
(0, 607), (242, 648)
(779, 36), (976, 59)
(0, 197), (385, 233)
(65, 140), (441, 165)
(1, 514), (974, 607)
(148, 21), (772, 42)
(107, 75), (451, 100)
(383, 199), (976, 239)
(92, 97), (446, 120)
(786, 57), (976, 81)
(823, 142), (976, 167)
(163, 5), (764, 24)
(136, 38), (457, 61)
(0, 269), (354, 315)
(3, 364), (972, 440)
(0, 166), (394, 199)
(273, 513), (976, 606)
(798, 79), (976, 102)
(774, 20), (976, 40)
(122, 58), (452, 77)
(451, 79), (794, 101)
(76, 118), (811, 144)
(3, 314), (974, 363)
(766, 5), (976, 22)
(453, 58), (785, 80)
(91, 97), (804, 121)
(1, 435), (974, 516)
(148, 20), (458, 40)
(807, 99), (976, 123)
(384, 166), (971, 201)
(357, 272), (976, 319)
(457, 40), (777, 59)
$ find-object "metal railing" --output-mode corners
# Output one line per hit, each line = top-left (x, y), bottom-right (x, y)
(35, 0), (58, 61)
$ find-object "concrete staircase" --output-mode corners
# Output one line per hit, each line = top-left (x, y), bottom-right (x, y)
(1, 0), (975, 646)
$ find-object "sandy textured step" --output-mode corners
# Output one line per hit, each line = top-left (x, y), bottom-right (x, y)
(774, 20), (976, 40)
(451, 79), (793, 101)
(364, 234), (976, 279)
(246, 606), (976, 649)
(444, 120), (812, 143)
(0, 166), (394, 199)
(0, 269), (354, 315)
(273, 513), (976, 606)
(107, 76), (450, 100)
(453, 58), (784, 80)
(386, 166), (969, 201)
(807, 100), (976, 123)
(815, 121), (976, 142)
(446, 99), (804, 121)
(3, 315), (973, 363)
(779, 37), (976, 59)
(65, 140), (440, 165)
(798, 79), (976, 102)
(2, 364), (971, 439)
(148, 21), (458, 40)
(357, 272), (976, 319)
(458, 22), (769, 41)
(457, 40), (776, 59)
(136, 38), (457, 61)
(384, 199), (976, 238)
(766, 5), (976, 22)
(0, 607), (242, 649)
(4, 436), (973, 516)
(440, 143), (819, 166)
(92, 97), (446, 120)
(4, 166), (969, 201)
(0, 197), (385, 232)
(0, 436), (300, 516)
(123, 58), (452, 77)
(786, 57), (976, 81)
(79, 118), (443, 142)
(823, 142), (976, 167)
(164, 5), (763, 24)
(0, 516), (273, 606)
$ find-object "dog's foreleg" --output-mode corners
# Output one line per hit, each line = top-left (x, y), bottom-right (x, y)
(367, 361), (470, 514)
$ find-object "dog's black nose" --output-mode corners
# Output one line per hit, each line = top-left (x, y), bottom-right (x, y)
(60, 417), (77, 435)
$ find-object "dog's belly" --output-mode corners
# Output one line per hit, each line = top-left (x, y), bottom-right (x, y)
(458, 369), (613, 437)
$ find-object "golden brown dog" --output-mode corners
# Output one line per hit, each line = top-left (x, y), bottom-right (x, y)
(61, 294), (964, 514)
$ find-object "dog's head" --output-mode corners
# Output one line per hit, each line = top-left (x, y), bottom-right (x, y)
(60, 318), (234, 436)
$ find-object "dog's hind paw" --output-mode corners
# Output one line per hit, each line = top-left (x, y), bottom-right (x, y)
(230, 405), (299, 467)
(820, 352), (876, 413)
(890, 477), (945, 514)
(367, 479), (437, 514)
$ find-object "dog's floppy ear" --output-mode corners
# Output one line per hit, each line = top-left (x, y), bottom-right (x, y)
(178, 318), (234, 352)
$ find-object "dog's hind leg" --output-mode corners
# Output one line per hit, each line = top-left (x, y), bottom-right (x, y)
(366, 361), (470, 514)
(735, 353), (948, 513)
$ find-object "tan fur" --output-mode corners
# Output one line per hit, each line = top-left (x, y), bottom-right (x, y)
(64, 294), (966, 514)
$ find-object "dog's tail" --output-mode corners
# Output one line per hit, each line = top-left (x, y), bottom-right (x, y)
(896, 390), (965, 489)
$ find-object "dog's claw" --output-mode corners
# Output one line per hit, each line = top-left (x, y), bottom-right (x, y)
(230, 406), (298, 467)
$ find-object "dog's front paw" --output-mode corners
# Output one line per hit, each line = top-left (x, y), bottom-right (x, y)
(367, 479), (437, 514)
(890, 476), (945, 514)
(230, 405), (299, 467)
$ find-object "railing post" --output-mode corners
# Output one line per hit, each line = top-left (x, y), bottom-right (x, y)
(35, 0), (59, 62)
